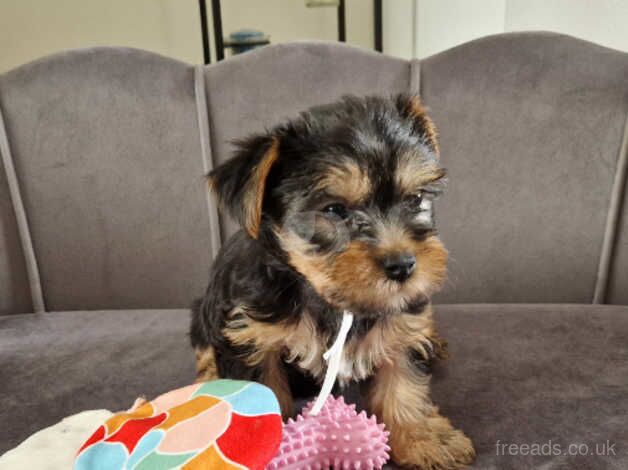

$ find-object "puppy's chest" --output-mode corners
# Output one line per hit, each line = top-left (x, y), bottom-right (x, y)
(282, 317), (398, 385)
(224, 306), (434, 384)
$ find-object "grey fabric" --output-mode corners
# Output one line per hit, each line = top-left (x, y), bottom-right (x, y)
(608, 118), (628, 305)
(420, 32), (628, 304)
(0, 48), (214, 311)
(194, 65), (222, 258)
(0, 309), (195, 453)
(203, 41), (411, 239)
(2, 304), (627, 470)
(410, 58), (421, 94)
(0, 160), (31, 315)
(0, 103), (45, 312)
(609, 218), (628, 304)
(0, 36), (626, 309)
(429, 304), (628, 470)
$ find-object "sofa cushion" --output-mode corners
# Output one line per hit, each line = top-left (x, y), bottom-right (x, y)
(1, 305), (627, 469)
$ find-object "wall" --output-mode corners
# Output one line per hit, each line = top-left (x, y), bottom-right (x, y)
(416, 0), (505, 58)
(382, 0), (415, 59)
(0, 0), (373, 74)
(2, 0), (626, 73)
(0, 0), (203, 73)
(384, 0), (628, 59)
(505, 0), (628, 53)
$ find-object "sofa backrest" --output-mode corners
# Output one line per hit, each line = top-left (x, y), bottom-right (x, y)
(0, 33), (626, 313)
(0, 48), (216, 312)
(608, 134), (628, 305)
(422, 32), (628, 304)
(0, 157), (31, 313)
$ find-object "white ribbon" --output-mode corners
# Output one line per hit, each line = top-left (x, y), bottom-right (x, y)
(309, 310), (354, 416)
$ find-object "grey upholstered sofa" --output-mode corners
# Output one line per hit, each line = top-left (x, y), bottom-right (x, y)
(1, 32), (627, 469)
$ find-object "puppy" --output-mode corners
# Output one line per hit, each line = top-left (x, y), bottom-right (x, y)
(190, 95), (475, 469)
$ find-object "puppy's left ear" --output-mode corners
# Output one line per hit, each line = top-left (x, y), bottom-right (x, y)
(208, 134), (280, 239)
(395, 94), (440, 155)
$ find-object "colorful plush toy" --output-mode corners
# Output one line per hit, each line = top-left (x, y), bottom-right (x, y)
(74, 380), (282, 470)
(266, 395), (390, 470)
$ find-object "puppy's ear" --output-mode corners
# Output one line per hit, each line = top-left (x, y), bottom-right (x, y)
(208, 135), (280, 239)
(396, 94), (439, 155)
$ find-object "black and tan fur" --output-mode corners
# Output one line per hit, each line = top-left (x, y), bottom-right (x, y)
(190, 95), (475, 469)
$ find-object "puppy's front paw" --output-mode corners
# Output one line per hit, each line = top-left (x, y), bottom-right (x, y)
(434, 426), (475, 469)
(390, 416), (475, 469)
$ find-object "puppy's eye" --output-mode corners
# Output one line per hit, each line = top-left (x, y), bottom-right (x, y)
(322, 203), (349, 219)
(407, 191), (425, 210)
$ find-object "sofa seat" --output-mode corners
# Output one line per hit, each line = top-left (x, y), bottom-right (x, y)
(0, 309), (196, 455)
(1, 305), (627, 469)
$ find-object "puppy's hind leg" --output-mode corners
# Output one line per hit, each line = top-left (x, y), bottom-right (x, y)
(195, 346), (219, 382)
(196, 343), (293, 418)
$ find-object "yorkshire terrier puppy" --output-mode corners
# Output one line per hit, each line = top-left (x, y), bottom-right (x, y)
(190, 95), (475, 469)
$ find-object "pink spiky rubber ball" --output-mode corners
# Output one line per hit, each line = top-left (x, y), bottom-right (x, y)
(266, 395), (390, 470)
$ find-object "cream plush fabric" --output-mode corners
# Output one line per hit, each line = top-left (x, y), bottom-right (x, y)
(0, 410), (112, 469)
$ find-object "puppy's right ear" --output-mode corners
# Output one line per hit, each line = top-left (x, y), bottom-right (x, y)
(208, 134), (280, 239)
(395, 94), (440, 155)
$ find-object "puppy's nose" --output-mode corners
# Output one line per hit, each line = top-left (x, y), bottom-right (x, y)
(383, 253), (416, 282)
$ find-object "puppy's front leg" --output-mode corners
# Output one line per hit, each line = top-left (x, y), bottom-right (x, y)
(367, 351), (474, 469)
(258, 350), (294, 418)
